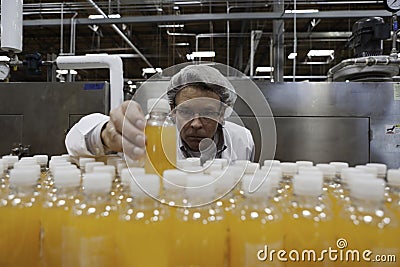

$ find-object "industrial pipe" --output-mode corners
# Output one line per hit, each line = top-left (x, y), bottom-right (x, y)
(56, 54), (123, 110)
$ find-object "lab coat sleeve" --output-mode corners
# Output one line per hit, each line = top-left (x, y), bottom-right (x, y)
(65, 113), (110, 157)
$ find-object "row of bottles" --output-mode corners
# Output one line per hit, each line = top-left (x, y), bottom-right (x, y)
(0, 154), (399, 266)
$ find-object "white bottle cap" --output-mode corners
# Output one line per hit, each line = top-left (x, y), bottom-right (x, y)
(92, 165), (116, 177)
(50, 155), (65, 162)
(2, 155), (19, 168)
(186, 174), (215, 200)
(33, 155), (48, 167)
(147, 98), (170, 113)
(281, 162), (297, 177)
(387, 169), (400, 186)
(12, 164), (41, 179)
(85, 162), (105, 173)
(78, 157), (96, 169)
(346, 173), (376, 190)
(205, 158), (228, 168)
(366, 163), (387, 178)
(14, 161), (40, 169)
(120, 167), (145, 187)
(130, 174), (160, 197)
(163, 169), (187, 189)
(106, 156), (122, 167)
(316, 164), (336, 178)
(298, 166), (323, 175)
(117, 162), (128, 175)
(243, 162), (260, 174)
(20, 157), (39, 164)
(241, 171), (279, 196)
(329, 162), (349, 175)
(53, 169), (81, 187)
(293, 173), (323, 196)
(0, 161), (4, 173)
(264, 159), (281, 168)
(61, 154), (72, 162)
(9, 168), (40, 185)
(296, 161), (313, 168)
(203, 162), (223, 174)
(49, 162), (72, 174)
(210, 166), (244, 192)
(349, 178), (385, 201)
(341, 168), (366, 183)
(83, 172), (112, 194)
(355, 165), (378, 178)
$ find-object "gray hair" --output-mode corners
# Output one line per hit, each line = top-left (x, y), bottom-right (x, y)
(166, 65), (237, 108)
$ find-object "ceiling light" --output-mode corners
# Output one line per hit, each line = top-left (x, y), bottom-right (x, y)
(255, 66), (274, 73)
(172, 42), (190, 46)
(56, 69), (77, 75)
(142, 67), (162, 76)
(192, 51), (215, 58)
(88, 14), (121, 19)
(158, 24), (185, 28)
(175, 1), (201, 5)
(307, 50), (334, 57)
(288, 53), (297, 59)
(186, 51), (215, 60)
(285, 9), (319, 14)
(0, 56), (10, 62)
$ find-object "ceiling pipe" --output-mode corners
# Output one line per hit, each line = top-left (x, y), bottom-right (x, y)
(56, 54), (124, 110)
(86, 0), (153, 68)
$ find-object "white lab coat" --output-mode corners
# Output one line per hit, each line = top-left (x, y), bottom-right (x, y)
(65, 113), (255, 161)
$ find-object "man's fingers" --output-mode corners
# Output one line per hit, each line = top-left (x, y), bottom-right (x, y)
(121, 119), (146, 148)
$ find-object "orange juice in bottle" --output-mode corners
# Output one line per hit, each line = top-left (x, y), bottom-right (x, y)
(230, 172), (285, 267)
(41, 167), (81, 267)
(170, 174), (228, 267)
(65, 172), (116, 267)
(285, 173), (334, 267)
(0, 168), (41, 267)
(144, 98), (176, 176)
(340, 176), (398, 267)
(116, 173), (169, 267)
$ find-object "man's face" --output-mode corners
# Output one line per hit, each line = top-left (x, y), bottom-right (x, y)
(173, 86), (224, 151)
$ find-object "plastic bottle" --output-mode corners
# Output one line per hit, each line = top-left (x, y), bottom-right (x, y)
(341, 178), (398, 267)
(171, 174), (228, 267)
(0, 168), (41, 267)
(285, 173), (333, 266)
(385, 169), (400, 223)
(144, 98), (177, 176)
(230, 174), (284, 267)
(66, 172), (116, 267)
(41, 167), (81, 267)
(116, 173), (169, 267)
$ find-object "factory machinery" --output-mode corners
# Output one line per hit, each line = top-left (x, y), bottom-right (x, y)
(0, 1), (399, 168)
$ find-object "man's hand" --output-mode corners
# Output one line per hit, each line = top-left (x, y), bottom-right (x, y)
(101, 100), (146, 160)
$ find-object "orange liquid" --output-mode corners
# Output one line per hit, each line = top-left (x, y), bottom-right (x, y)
(41, 206), (73, 267)
(285, 210), (334, 266)
(145, 125), (176, 176)
(65, 213), (117, 267)
(170, 208), (228, 267)
(0, 205), (41, 267)
(116, 212), (169, 266)
(340, 212), (399, 267)
(230, 216), (284, 267)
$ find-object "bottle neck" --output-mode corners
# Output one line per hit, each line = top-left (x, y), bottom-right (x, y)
(351, 197), (384, 212)
(132, 195), (159, 210)
(54, 186), (81, 198)
(84, 192), (110, 205)
(292, 194), (322, 207)
(149, 111), (168, 120)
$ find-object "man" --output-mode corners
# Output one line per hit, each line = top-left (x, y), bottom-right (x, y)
(65, 64), (254, 162)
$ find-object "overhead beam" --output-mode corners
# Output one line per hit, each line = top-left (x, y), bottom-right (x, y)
(23, 10), (393, 26)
